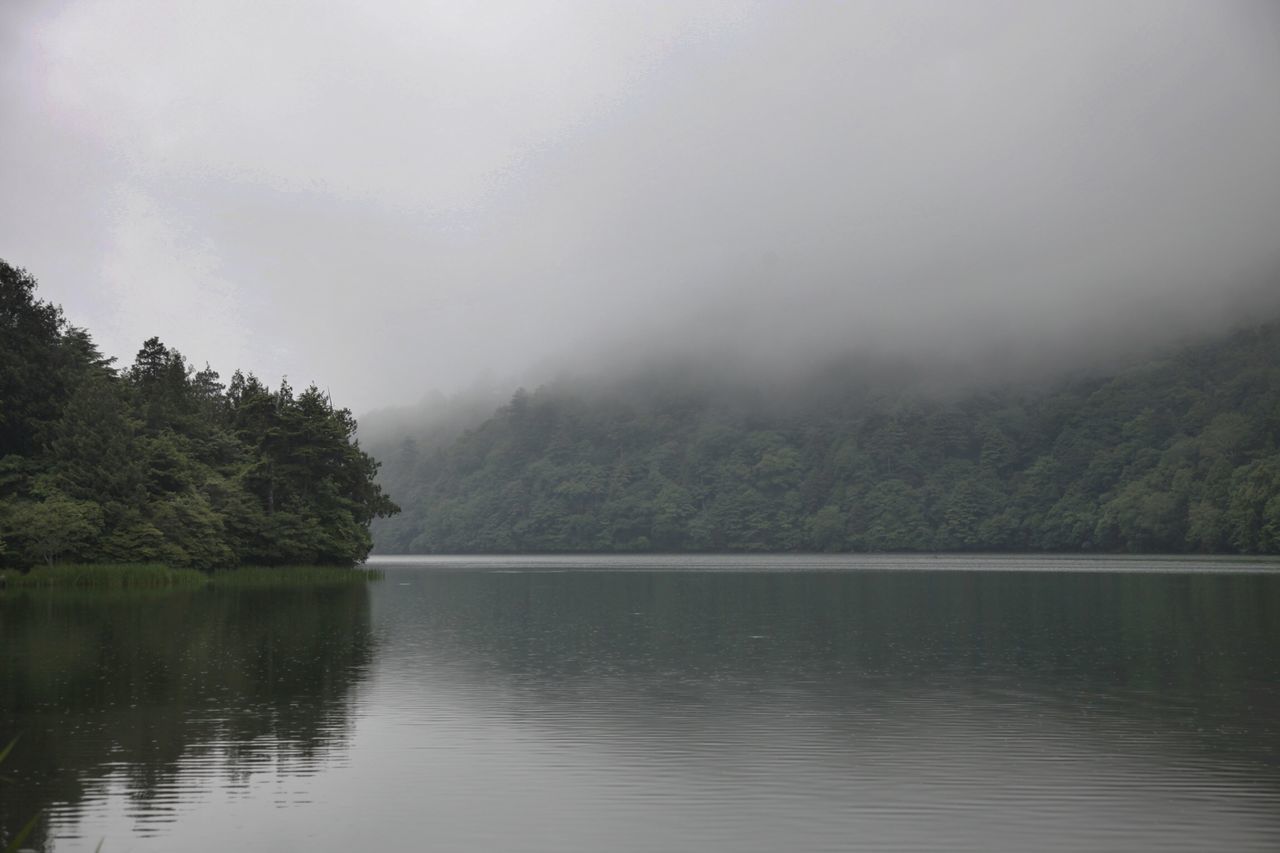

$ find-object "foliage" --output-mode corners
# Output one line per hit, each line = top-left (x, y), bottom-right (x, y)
(371, 322), (1280, 554)
(207, 565), (384, 587)
(2, 491), (102, 565)
(0, 260), (398, 570)
(0, 562), (207, 589)
(0, 562), (381, 589)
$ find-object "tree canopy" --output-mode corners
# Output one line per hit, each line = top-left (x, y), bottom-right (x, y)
(0, 260), (397, 569)
(370, 319), (1280, 555)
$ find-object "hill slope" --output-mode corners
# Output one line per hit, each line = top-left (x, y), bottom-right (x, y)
(371, 323), (1280, 554)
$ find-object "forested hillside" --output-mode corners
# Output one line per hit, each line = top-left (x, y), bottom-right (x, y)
(372, 321), (1280, 554)
(0, 260), (397, 569)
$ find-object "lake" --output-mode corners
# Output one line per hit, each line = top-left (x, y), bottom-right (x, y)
(3, 555), (1280, 852)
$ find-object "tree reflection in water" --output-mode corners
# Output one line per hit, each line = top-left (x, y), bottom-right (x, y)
(0, 583), (374, 850)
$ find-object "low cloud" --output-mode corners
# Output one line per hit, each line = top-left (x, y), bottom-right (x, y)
(2, 1), (1278, 410)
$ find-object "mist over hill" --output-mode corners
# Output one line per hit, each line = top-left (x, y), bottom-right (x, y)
(367, 316), (1280, 555)
(5, 2), (1280, 413)
(6, 0), (1280, 555)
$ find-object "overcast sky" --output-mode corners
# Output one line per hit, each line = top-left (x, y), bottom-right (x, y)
(3, 1), (1279, 413)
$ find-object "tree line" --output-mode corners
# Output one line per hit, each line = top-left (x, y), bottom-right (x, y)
(371, 319), (1280, 554)
(0, 260), (397, 569)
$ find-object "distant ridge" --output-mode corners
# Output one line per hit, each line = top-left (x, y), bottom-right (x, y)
(369, 320), (1280, 555)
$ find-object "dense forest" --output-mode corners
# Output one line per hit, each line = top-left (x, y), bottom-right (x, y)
(0, 260), (397, 569)
(371, 320), (1280, 555)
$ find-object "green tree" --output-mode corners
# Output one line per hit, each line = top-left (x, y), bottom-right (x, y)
(0, 259), (399, 570)
(3, 490), (104, 565)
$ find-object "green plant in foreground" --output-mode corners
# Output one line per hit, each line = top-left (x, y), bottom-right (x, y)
(0, 738), (101, 853)
(1, 737), (39, 853)
(2, 813), (38, 853)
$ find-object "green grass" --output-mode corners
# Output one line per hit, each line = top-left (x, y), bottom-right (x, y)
(0, 563), (381, 590)
(208, 564), (383, 587)
(0, 562), (207, 589)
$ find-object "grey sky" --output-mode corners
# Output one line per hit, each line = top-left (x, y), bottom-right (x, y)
(3, 1), (1279, 412)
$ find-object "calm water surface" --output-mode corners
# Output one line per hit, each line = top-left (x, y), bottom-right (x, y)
(3, 555), (1280, 852)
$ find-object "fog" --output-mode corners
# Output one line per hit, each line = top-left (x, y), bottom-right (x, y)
(2, 1), (1279, 415)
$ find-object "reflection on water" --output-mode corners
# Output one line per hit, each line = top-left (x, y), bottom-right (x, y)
(3, 556), (1280, 851)
(0, 584), (373, 851)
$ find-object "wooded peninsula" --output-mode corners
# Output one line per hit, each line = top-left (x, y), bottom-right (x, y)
(0, 260), (397, 571)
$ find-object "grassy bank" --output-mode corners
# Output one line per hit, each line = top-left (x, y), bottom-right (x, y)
(0, 563), (381, 590)
(209, 565), (383, 587)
